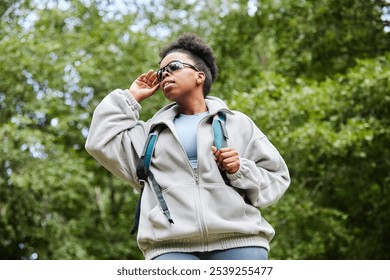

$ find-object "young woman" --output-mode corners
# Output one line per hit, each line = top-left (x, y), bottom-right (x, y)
(85, 33), (290, 260)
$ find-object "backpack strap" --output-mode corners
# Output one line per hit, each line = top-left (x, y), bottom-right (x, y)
(130, 133), (157, 234)
(130, 187), (144, 235)
(131, 131), (174, 235)
(213, 111), (232, 186)
(136, 133), (158, 187)
(213, 111), (228, 150)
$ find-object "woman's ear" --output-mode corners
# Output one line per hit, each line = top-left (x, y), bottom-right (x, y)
(196, 72), (206, 85)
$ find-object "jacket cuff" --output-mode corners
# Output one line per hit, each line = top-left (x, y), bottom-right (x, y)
(226, 158), (246, 181)
(121, 89), (142, 111)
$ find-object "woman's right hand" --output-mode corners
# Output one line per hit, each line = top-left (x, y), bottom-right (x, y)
(129, 70), (160, 102)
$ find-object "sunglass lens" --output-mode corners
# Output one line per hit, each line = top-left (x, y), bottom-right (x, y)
(157, 61), (184, 81)
(167, 61), (183, 72)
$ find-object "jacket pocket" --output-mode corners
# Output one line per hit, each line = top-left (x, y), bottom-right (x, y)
(148, 184), (200, 241)
(201, 183), (262, 235)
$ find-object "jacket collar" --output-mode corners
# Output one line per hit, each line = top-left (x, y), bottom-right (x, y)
(149, 96), (233, 130)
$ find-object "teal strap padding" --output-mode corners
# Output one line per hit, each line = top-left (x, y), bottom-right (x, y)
(218, 111), (226, 122)
(213, 112), (228, 150)
(144, 133), (157, 170)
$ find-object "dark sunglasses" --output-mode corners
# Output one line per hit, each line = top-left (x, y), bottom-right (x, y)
(157, 60), (200, 82)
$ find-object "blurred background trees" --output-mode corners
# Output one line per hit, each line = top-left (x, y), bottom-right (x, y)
(1, 0), (389, 259)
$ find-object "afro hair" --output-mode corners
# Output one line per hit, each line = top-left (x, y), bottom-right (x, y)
(160, 33), (218, 96)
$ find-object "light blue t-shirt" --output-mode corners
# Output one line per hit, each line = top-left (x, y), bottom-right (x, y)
(174, 111), (209, 168)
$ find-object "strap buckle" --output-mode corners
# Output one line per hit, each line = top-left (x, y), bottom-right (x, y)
(139, 179), (146, 188)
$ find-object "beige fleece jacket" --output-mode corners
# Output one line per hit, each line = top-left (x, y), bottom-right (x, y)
(85, 89), (290, 259)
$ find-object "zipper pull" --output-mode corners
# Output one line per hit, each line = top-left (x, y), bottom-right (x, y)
(193, 168), (199, 185)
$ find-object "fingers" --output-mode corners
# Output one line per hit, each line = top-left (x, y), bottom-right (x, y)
(130, 70), (160, 102)
(224, 160), (240, 174)
(139, 70), (159, 88)
(211, 146), (240, 174)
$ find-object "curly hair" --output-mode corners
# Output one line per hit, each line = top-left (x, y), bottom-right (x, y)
(160, 33), (218, 97)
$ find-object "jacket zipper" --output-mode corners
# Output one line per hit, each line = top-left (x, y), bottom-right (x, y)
(166, 115), (212, 250)
(169, 126), (208, 248)
(193, 167), (208, 250)
(194, 114), (213, 250)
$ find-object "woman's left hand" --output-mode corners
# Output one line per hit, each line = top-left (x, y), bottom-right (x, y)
(211, 146), (240, 174)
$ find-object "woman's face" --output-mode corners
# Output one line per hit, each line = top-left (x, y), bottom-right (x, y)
(159, 52), (202, 102)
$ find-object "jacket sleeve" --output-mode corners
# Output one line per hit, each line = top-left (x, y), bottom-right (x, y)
(226, 116), (290, 208)
(85, 89), (148, 191)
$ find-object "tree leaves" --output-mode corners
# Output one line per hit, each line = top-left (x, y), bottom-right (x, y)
(229, 54), (390, 259)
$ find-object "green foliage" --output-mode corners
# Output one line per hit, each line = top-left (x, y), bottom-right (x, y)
(1, 0), (389, 260)
(1, 0), (149, 259)
(253, 0), (390, 79)
(229, 55), (390, 259)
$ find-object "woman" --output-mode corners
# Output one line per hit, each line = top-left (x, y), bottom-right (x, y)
(85, 33), (290, 260)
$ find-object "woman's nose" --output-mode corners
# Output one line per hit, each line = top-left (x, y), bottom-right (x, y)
(162, 70), (170, 80)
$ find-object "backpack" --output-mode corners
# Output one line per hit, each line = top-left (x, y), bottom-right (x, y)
(130, 111), (228, 234)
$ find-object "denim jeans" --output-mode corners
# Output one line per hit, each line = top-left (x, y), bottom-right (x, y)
(153, 246), (268, 260)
